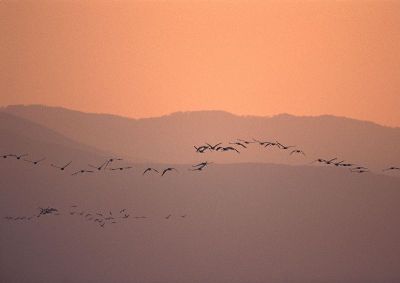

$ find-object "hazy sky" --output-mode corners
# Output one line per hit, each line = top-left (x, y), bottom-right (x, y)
(1, 1), (400, 126)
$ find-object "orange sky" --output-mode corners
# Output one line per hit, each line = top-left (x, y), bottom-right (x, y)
(1, 1), (400, 126)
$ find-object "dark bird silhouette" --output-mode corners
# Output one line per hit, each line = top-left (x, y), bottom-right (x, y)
(205, 143), (222, 150)
(109, 166), (132, 171)
(383, 166), (400, 172)
(165, 214), (172, 219)
(162, 167), (178, 176)
(229, 141), (247, 148)
(119, 209), (126, 214)
(1, 154), (14, 159)
(276, 142), (295, 150)
(88, 160), (108, 171)
(221, 146), (240, 153)
(71, 169), (94, 176)
(350, 168), (369, 174)
(290, 150), (305, 156)
(104, 158), (123, 169)
(10, 154), (29, 160)
(237, 139), (255, 145)
(252, 139), (275, 146)
(143, 167), (159, 175)
(23, 157), (46, 165)
(194, 145), (210, 153)
(37, 207), (58, 217)
(51, 161), (72, 171)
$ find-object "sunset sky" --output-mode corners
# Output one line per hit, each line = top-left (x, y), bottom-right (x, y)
(1, 1), (400, 126)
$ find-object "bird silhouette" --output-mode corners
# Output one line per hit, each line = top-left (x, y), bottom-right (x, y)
(71, 169), (94, 176)
(162, 167), (178, 176)
(229, 141), (247, 148)
(165, 214), (172, 219)
(194, 145), (210, 153)
(109, 166), (132, 171)
(143, 167), (159, 175)
(104, 158), (123, 169)
(88, 160), (108, 171)
(383, 166), (400, 172)
(290, 150), (305, 156)
(23, 157), (46, 165)
(221, 146), (240, 153)
(10, 154), (29, 160)
(205, 143), (222, 150)
(51, 161), (72, 171)
(1, 154), (14, 159)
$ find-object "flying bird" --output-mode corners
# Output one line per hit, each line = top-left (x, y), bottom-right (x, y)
(143, 167), (159, 175)
(194, 145), (210, 153)
(229, 141), (247, 148)
(51, 161), (72, 171)
(10, 154), (29, 160)
(162, 167), (178, 176)
(383, 166), (400, 172)
(71, 169), (94, 176)
(290, 150), (305, 156)
(88, 160), (108, 171)
(205, 143), (222, 150)
(220, 146), (240, 153)
(108, 166), (132, 171)
(165, 214), (172, 219)
(23, 157), (46, 165)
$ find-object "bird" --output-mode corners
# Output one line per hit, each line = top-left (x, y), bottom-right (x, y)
(350, 168), (369, 174)
(119, 209), (126, 214)
(252, 139), (274, 146)
(104, 158), (123, 169)
(205, 143), (222, 150)
(165, 214), (172, 219)
(10, 154), (29, 160)
(108, 166), (132, 171)
(162, 167), (178, 176)
(23, 157), (46, 165)
(181, 215), (187, 218)
(220, 146), (240, 153)
(192, 161), (213, 168)
(194, 145), (210, 153)
(143, 167), (159, 175)
(37, 207), (58, 217)
(1, 154), (15, 159)
(88, 160), (108, 171)
(51, 161), (72, 171)
(229, 141), (247, 148)
(71, 169), (94, 176)
(276, 142), (295, 150)
(383, 166), (400, 172)
(290, 149), (305, 156)
(236, 139), (255, 145)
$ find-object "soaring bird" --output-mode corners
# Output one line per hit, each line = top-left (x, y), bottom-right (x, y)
(88, 160), (108, 171)
(165, 214), (172, 219)
(194, 145), (210, 153)
(236, 139), (255, 145)
(383, 166), (400, 172)
(109, 166), (132, 171)
(205, 143), (222, 150)
(276, 142), (295, 150)
(162, 167), (178, 176)
(23, 157), (46, 165)
(1, 154), (14, 159)
(51, 161), (72, 171)
(190, 161), (213, 171)
(229, 141), (247, 148)
(71, 169), (94, 176)
(143, 167), (159, 175)
(104, 158), (123, 169)
(221, 146), (240, 153)
(290, 150), (305, 156)
(10, 154), (29, 160)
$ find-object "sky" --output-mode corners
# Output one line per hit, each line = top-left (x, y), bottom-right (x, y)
(1, 1), (400, 127)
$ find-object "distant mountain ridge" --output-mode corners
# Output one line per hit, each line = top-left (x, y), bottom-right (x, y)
(2, 104), (400, 170)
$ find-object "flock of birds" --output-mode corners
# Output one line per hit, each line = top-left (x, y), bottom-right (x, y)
(4, 205), (187, 228)
(2, 137), (399, 228)
(1, 137), (400, 177)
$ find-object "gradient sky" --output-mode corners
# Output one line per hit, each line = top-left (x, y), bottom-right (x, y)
(1, 1), (400, 126)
